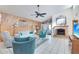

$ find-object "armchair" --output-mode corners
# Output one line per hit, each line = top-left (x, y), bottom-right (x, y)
(12, 37), (35, 54)
(39, 29), (47, 39)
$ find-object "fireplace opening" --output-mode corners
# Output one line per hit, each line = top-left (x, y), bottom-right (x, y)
(57, 28), (65, 35)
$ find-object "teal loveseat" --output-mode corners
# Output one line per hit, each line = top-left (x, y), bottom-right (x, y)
(12, 37), (35, 54)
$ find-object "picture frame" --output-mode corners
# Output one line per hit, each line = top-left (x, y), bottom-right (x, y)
(56, 15), (66, 25)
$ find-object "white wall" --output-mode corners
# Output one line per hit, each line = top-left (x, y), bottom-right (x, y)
(52, 6), (79, 35)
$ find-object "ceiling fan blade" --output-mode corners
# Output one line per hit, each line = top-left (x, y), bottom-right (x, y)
(41, 13), (47, 15)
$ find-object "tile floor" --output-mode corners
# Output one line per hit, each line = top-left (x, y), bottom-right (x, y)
(0, 35), (71, 54)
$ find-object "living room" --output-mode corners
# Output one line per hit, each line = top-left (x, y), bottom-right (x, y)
(0, 5), (79, 54)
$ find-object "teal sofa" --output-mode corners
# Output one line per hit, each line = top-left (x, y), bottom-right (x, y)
(12, 37), (35, 54)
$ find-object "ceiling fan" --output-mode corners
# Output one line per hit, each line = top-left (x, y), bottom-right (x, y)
(32, 5), (47, 18)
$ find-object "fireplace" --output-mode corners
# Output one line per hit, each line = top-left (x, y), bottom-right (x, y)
(57, 28), (65, 35)
(53, 26), (68, 36)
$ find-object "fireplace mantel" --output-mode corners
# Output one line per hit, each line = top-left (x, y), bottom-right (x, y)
(53, 25), (68, 29)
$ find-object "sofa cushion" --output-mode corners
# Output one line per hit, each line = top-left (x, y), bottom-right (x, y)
(14, 37), (27, 42)
(14, 37), (35, 42)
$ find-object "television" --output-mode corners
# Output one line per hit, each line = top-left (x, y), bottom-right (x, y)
(56, 18), (66, 25)
(73, 22), (79, 38)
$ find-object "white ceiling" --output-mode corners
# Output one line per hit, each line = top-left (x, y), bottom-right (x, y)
(0, 5), (72, 22)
